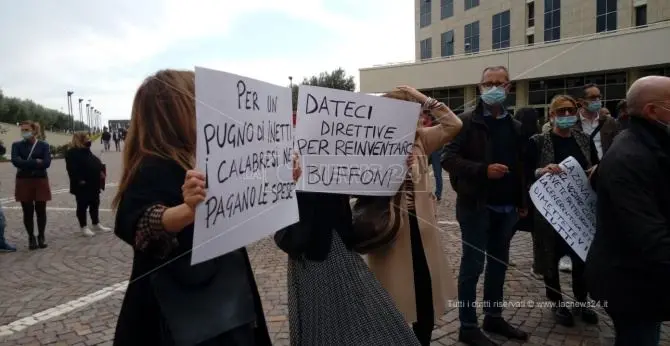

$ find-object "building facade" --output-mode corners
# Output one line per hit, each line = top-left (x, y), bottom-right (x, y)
(107, 119), (130, 131)
(360, 0), (670, 121)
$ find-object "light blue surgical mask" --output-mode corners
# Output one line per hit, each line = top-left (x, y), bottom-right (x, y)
(586, 100), (602, 113)
(555, 116), (578, 129)
(480, 86), (507, 106)
(21, 131), (32, 140)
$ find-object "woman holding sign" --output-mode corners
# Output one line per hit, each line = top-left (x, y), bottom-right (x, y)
(525, 94), (600, 328)
(365, 86), (463, 346)
(112, 70), (271, 346)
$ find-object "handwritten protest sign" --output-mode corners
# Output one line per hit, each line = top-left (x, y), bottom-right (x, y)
(192, 67), (299, 265)
(529, 156), (597, 261)
(294, 85), (419, 195)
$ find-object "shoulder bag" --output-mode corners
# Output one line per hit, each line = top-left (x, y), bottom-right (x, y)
(350, 188), (404, 254)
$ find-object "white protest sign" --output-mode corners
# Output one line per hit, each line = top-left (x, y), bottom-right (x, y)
(192, 66), (299, 265)
(294, 85), (419, 196)
(529, 156), (597, 261)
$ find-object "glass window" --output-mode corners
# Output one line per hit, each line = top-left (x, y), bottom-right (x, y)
(545, 78), (565, 90)
(464, 21), (480, 54)
(420, 0), (432, 28)
(464, 0), (479, 11)
(420, 38), (432, 60)
(529, 91), (546, 105)
(527, 2), (535, 27)
(492, 10), (511, 49)
(441, 0), (453, 19)
(527, 34), (534, 45)
(544, 0), (561, 42)
(604, 84), (626, 101)
(635, 5), (647, 27)
(529, 80), (545, 92)
(441, 30), (455, 57)
(596, 0), (617, 32)
(422, 88), (466, 112)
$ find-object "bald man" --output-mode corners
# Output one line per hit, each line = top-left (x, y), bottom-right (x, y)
(585, 75), (670, 346)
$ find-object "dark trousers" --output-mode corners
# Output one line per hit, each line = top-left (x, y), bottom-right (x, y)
(76, 195), (100, 228)
(409, 210), (434, 346)
(429, 151), (443, 200)
(612, 318), (661, 346)
(456, 203), (517, 329)
(543, 233), (587, 303)
(21, 201), (47, 237)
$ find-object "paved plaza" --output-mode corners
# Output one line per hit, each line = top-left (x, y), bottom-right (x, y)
(0, 143), (667, 346)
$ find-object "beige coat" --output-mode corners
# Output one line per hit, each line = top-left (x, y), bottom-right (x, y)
(367, 107), (462, 323)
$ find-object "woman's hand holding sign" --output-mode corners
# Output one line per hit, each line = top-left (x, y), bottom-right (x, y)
(292, 152), (302, 183)
(183, 170), (207, 211)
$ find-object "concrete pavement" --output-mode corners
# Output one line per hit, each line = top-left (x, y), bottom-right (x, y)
(0, 144), (667, 345)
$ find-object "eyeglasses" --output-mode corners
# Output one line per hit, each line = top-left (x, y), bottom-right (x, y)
(480, 81), (508, 88)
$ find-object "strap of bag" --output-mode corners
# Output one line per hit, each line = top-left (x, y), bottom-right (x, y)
(26, 140), (38, 160)
(589, 121), (604, 142)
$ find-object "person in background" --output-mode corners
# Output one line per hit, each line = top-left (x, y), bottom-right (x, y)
(0, 141), (17, 253)
(274, 160), (422, 346)
(367, 86), (462, 346)
(101, 128), (112, 151)
(511, 107), (540, 273)
(526, 95), (599, 327)
(65, 132), (110, 237)
(422, 110), (444, 202)
(11, 121), (51, 250)
(113, 131), (121, 151)
(112, 69), (271, 345)
(586, 76), (670, 346)
(615, 100), (630, 131)
(442, 66), (528, 346)
(558, 84), (618, 273)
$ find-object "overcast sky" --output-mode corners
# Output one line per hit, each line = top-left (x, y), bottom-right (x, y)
(0, 0), (414, 125)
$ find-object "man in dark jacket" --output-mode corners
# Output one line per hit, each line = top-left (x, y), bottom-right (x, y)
(442, 66), (528, 346)
(585, 75), (670, 346)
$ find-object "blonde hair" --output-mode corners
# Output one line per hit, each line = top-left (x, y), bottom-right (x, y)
(113, 69), (196, 209)
(549, 94), (578, 114)
(71, 132), (89, 148)
(20, 120), (43, 139)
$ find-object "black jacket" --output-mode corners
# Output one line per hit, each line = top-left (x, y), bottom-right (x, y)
(441, 102), (526, 208)
(113, 157), (271, 345)
(585, 117), (670, 322)
(65, 147), (104, 197)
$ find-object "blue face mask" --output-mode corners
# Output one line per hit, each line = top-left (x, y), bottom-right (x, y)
(480, 86), (507, 106)
(21, 131), (32, 140)
(555, 116), (578, 129)
(586, 100), (602, 113)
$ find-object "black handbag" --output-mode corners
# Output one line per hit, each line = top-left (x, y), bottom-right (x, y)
(350, 191), (404, 254)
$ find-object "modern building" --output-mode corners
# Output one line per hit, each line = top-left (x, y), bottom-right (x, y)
(359, 0), (670, 121)
(108, 119), (130, 131)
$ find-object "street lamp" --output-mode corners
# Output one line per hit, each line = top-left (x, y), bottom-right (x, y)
(85, 103), (90, 132)
(66, 91), (74, 132)
(78, 98), (84, 131)
(288, 76), (293, 88)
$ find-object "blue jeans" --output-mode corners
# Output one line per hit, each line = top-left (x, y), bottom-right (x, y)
(430, 151), (443, 200)
(456, 202), (518, 329)
(613, 318), (661, 346)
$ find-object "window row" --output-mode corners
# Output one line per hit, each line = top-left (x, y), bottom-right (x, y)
(420, 0), (481, 27)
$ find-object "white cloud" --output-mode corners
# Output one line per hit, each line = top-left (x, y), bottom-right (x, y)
(0, 0), (414, 126)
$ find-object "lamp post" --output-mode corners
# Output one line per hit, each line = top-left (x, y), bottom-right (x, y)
(91, 107), (95, 132)
(66, 91), (74, 132)
(78, 98), (84, 131)
(85, 103), (90, 133)
(289, 76), (293, 88)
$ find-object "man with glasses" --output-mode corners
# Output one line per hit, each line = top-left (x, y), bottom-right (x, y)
(442, 66), (528, 346)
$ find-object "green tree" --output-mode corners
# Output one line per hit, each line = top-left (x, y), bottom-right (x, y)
(291, 67), (356, 111)
(0, 88), (88, 132)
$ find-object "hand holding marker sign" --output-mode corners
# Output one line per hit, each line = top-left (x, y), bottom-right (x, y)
(294, 85), (420, 195)
(192, 67), (299, 265)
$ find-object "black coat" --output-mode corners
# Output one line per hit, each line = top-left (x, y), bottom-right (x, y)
(113, 157), (271, 346)
(65, 147), (103, 197)
(585, 117), (670, 322)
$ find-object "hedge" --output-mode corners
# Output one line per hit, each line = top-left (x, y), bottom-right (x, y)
(0, 132), (104, 161)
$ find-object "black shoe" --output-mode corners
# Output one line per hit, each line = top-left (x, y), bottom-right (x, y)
(28, 236), (38, 250)
(458, 327), (499, 346)
(37, 234), (47, 249)
(482, 316), (529, 341)
(573, 306), (599, 325)
(552, 306), (575, 327)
